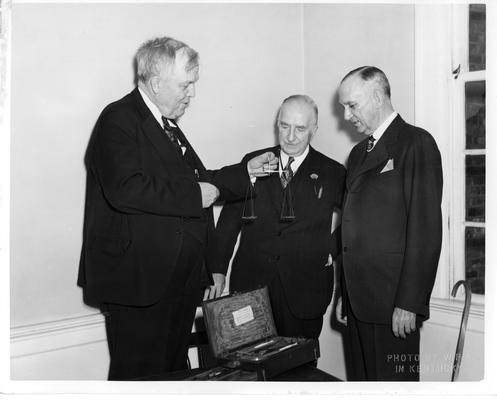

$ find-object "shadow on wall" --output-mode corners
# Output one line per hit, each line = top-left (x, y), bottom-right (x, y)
(329, 90), (364, 167)
(326, 253), (354, 382)
(326, 305), (354, 381)
(272, 108), (280, 147)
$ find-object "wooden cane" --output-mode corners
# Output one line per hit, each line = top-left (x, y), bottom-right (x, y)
(451, 280), (472, 382)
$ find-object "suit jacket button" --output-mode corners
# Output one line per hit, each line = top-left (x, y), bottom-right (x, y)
(274, 255), (280, 261)
(176, 229), (182, 235)
(343, 246), (348, 253)
(277, 232), (282, 237)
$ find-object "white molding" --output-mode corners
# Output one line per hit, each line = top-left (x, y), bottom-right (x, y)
(0, 0), (12, 384)
(428, 298), (484, 333)
(10, 303), (483, 356)
(430, 298), (484, 318)
(11, 313), (106, 359)
(414, 4), (453, 300)
(9, 306), (482, 380)
(11, 313), (104, 340)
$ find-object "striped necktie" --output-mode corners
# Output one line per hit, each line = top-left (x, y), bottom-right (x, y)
(280, 157), (295, 188)
(161, 116), (182, 155)
(366, 135), (376, 152)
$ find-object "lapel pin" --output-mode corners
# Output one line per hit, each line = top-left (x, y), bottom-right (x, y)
(310, 173), (322, 198)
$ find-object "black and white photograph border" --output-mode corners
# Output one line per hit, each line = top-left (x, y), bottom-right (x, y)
(0, 0), (496, 398)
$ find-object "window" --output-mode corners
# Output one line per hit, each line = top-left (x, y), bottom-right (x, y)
(451, 4), (486, 298)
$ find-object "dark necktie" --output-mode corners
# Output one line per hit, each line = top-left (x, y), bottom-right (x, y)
(281, 157), (295, 188)
(161, 116), (182, 155)
(161, 116), (200, 177)
(366, 135), (376, 152)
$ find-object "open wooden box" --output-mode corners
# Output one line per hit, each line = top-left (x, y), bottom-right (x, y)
(201, 286), (319, 380)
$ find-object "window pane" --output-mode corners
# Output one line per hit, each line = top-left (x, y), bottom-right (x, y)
(469, 4), (486, 71)
(466, 155), (485, 222)
(465, 81), (485, 149)
(465, 227), (485, 295)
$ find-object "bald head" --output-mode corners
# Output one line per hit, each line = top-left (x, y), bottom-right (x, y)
(279, 95), (318, 126)
(341, 66), (391, 99)
(338, 66), (394, 135)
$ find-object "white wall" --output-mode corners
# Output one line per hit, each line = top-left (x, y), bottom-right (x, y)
(9, 2), (484, 384)
(304, 3), (415, 166)
(304, 4), (415, 379)
(10, 2), (303, 328)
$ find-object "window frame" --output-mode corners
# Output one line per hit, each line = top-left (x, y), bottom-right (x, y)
(414, 3), (486, 311)
(449, 4), (486, 303)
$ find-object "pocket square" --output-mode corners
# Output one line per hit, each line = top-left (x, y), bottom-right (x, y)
(381, 158), (394, 173)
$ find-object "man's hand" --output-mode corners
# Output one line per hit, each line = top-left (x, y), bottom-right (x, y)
(247, 151), (278, 177)
(198, 182), (220, 208)
(336, 296), (347, 326)
(325, 253), (333, 267)
(203, 273), (226, 301)
(392, 307), (416, 339)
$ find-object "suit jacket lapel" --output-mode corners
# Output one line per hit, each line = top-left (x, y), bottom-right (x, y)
(173, 124), (208, 178)
(288, 147), (313, 199)
(346, 115), (401, 189)
(354, 138), (389, 177)
(132, 88), (188, 168)
(277, 146), (316, 230)
(345, 139), (368, 189)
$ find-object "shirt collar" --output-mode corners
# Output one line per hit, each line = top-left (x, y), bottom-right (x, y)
(137, 87), (177, 128)
(371, 111), (398, 143)
(279, 146), (310, 174)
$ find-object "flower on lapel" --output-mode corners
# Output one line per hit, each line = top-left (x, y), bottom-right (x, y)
(310, 173), (323, 199)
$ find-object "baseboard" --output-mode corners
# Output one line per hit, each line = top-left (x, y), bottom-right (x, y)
(9, 300), (484, 381)
(11, 313), (107, 359)
(427, 298), (484, 333)
(10, 312), (200, 380)
(10, 313), (109, 380)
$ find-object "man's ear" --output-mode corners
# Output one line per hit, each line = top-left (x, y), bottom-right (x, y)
(372, 89), (384, 107)
(311, 123), (318, 137)
(149, 76), (161, 95)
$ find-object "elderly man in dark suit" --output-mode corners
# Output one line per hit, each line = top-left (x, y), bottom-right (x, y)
(335, 66), (443, 381)
(77, 36), (277, 380)
(208, 95), (346, 340)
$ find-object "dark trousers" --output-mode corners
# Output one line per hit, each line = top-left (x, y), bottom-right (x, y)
(268, 273), (323, 340)
(346, 305), (420, 381)
(103, 234), (204, 380)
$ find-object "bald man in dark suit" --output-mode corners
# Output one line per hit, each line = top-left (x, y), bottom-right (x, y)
(208, 95), (345, 340)
(336, 66), (443, 381)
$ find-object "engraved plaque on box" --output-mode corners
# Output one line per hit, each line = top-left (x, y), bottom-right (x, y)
(202, 287), (277, 357)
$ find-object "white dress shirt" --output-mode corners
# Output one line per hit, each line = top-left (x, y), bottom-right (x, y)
(369, 111), (398, 151)
(279, 146), (310, 176)
(249, 146), (310, 184)
(138, 87), (184, 152)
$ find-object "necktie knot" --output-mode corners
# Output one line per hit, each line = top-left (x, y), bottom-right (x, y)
(161, 116), (182, 154)
(281, 156), (295, 188)
(161, 116), (175, 132)
(366, 135), (376, 152)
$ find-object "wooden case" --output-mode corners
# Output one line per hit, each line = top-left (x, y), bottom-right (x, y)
(201, 286), (319, 380)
